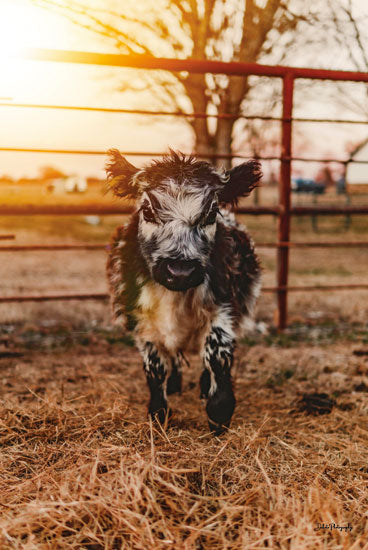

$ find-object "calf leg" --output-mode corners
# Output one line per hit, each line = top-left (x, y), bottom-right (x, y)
(140, 342), (170, 424)
(200, 325), (236, 435)
(166, 355), (182, 395)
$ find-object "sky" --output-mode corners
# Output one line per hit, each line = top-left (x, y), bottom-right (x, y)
(0, 0), (194, 178)
(0, 0), (367, 179)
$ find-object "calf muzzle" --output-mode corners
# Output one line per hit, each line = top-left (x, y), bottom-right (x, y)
(154, 258), (204, 291)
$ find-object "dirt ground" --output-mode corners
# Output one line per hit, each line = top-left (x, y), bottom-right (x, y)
(0, 324), (368, 549)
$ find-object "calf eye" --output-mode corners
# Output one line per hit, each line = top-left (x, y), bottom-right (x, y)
(203, 207), (218, 226)
(141, 205), (157, 224)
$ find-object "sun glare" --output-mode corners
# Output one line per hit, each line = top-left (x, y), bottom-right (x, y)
(0, 0), (69, 98)
(0, 2), (26, 60)
(0, 0), (56, 58)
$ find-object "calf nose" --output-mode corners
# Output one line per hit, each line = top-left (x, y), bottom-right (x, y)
(167, 259), (196, 278)
(155, 257), (204, 291)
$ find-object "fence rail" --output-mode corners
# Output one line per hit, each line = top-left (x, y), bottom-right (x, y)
(1, 241), (368, 252)
(21, 47), (368, 81)
(2, 147), (367, 165)
(2, 204), (368, 216)
(1, 48), (368, 328)
(2, 283), (368, 304)
(2, 101), (368, 126)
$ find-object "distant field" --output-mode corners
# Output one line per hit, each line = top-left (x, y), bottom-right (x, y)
(0, 181), (112, 207)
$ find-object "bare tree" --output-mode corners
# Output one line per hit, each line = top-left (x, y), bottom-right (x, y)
(324, 0), (368, 118)
(33, 0), (357, 166)
(328, 0), (368, 73)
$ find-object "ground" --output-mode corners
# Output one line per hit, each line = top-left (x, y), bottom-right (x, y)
(1, 187), (368, 548)
(0, 324), (368, 549)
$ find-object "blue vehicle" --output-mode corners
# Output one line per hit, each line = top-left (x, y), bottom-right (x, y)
(291, 178), (326, 194)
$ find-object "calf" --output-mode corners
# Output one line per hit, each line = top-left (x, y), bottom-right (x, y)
(106, 150), (261, 434)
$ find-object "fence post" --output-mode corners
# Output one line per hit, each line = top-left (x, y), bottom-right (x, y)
(277, 72), (294, 330)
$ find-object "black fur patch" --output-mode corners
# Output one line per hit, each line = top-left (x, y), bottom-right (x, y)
(208, 222), (261, 320)
(200, 369), (211, 399)
(106, 150), (262, 207)
(206, 383), (235, 428)
(106, 149), (138, 199)
(219, 161), (262, 206)
(166, 356), (182, 395)
(142, 150), (223, 191)
(107, 213), (150, 330)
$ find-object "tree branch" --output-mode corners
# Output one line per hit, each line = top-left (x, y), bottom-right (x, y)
(343, 0), (368, 70)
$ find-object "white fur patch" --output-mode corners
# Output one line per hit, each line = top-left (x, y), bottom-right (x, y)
(203, 305), (235, 397)
(132, 170), (150, 191)
(139, 218), (158, 240)
(203, 222), (217, 240)
(219, 208), (236, 227)
(149, 182), (214, 225)
(150, 221), (210, 263)
(238, 277), (262, 336)
(138, 187), (218, 262)
(212, 307), (236, 341)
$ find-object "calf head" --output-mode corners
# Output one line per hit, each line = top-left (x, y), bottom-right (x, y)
(106, 150), (261, 292)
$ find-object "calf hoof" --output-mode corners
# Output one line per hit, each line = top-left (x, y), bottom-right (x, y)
(206, 386), (235, 435)
(167, 370), (182, 395)
(149, 405), (172, 425)
(208, 419), (230, 436)
(149, 394), (170, 425)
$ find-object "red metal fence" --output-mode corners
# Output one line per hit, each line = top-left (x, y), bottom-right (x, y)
(1, 49), (368, 329)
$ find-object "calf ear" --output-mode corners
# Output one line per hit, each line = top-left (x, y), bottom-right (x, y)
(106, 149), (139, 199)
(218, 160), (262, 206)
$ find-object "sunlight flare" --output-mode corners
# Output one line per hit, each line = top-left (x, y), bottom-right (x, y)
(0, 0), (69, 98)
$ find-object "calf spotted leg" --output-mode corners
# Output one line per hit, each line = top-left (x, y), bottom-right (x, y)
(140, 342), (170, 424)
(201, 323), (236, 435)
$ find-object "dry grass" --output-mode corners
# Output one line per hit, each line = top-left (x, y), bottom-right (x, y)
(0, 327), (368, 549)
(0, 182), (109, 208)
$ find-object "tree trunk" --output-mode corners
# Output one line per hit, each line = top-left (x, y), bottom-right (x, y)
(214, 117), (234, 169)
(191, 116), (216, 163)
(191, 116), (234, 168)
